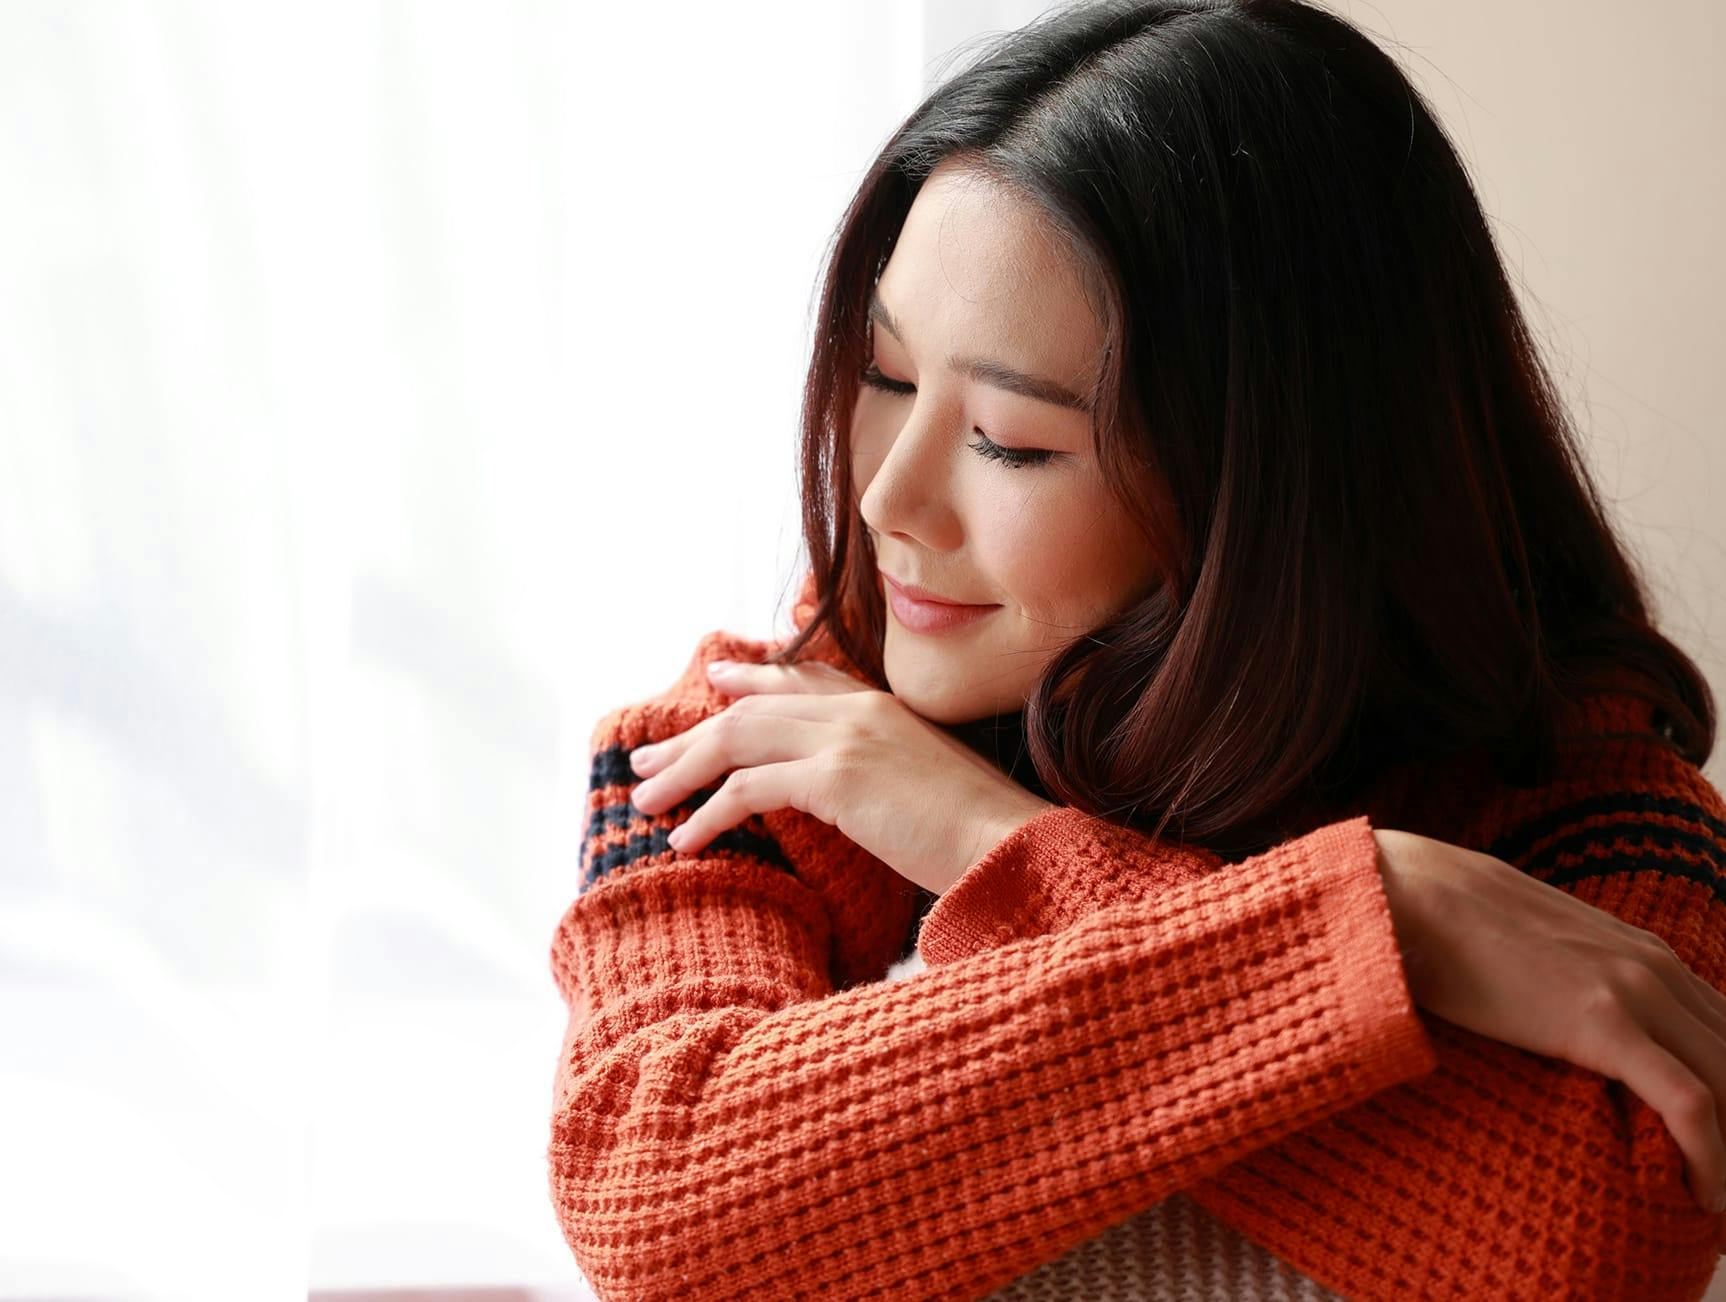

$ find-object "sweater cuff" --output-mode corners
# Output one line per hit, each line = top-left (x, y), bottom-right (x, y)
(1294, 813), (1437, 1084)
(551, 857), (832, 1024)
(916, 804), (1227, 966)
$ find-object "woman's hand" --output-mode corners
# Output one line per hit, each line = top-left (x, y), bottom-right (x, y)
(623, 658), (1054, 897)
(1375, 828), (1726, 1214)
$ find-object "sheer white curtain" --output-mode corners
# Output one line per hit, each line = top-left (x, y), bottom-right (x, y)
(8, 2), (1721, 1300)
(0, 2), (1052, 1297)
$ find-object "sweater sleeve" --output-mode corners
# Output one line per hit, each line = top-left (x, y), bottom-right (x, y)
(546, 632), (1438, 1302)
(914, 804), (1229, 966)
(917, 737), (1726, 1298)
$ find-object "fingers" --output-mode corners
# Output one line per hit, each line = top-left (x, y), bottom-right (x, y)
(708, 659), (867, 695)
(630, 692), (868, 784)
(1642, 944), (1726, 1214)
(666, 760), (813, 855)
(1609, 1001), (1726, 1213)
(626, 698), (804, 780)
(629, 711), (826, 817)
(1645, 960), (1726, 1212)
(1653, 941), (1726, 1051)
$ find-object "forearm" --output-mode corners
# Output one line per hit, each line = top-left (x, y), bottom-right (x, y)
(911, 764), (1726, 1295)
(552, 810), (1433, 1300)
(916, 803), (1226, 964)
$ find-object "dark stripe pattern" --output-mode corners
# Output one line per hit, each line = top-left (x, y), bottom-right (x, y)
(580, 742), (796, 894)
(1486, 791), (1726, 907)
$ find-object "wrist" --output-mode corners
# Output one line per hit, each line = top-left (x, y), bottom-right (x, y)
(948, 796), (1057, 897)
(1372, 829), (1431, 989)
(992, 794), (1057, 851)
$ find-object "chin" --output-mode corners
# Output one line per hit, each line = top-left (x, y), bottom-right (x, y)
(881, 656), (1017, 727)
(888, 687), (977, 726)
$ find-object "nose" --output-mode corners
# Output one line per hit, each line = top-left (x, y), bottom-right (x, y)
(856, 410), (963, 553)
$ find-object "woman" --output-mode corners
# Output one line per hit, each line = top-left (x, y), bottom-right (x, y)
(547, 0), (1726, 1297)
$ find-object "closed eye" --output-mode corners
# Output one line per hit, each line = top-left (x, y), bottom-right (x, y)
(858, 362), (1058, 470)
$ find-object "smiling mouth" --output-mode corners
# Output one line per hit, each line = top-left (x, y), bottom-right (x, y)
(882, 572), (1000, 634)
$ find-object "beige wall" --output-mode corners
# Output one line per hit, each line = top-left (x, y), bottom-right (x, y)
(1354, 0), (1725, 785)
(930, 0), (1726, 783)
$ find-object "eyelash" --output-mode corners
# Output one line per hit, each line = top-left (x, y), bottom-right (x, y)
(858, 362), (1056, 470)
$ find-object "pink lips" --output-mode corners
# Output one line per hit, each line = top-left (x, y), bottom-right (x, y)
(881, 571), (1000, 635)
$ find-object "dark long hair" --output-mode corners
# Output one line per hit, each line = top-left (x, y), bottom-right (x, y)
(768, 0), (1714, 859)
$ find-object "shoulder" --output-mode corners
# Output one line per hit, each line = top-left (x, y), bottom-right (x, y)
(586, 626), (789, 754)
(1357, 689), (1724, 863)
(1473, 703), (1726, 877)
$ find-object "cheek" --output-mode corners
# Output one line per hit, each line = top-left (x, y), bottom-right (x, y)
(980, 486), (1153, 628)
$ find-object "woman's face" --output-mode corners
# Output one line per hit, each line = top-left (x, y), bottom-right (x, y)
(851, 159), (1163, 725)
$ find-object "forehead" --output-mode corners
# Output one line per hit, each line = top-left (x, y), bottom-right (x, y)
(876, 164), (1105, 380)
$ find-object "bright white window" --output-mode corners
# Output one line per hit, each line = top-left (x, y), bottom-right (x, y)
(0, 1), (969, 1296)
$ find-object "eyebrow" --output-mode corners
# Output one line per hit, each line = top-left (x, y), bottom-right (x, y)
(866, 289), (1094, 413)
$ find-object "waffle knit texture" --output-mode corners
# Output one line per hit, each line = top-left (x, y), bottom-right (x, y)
(547, 570), (1726, 1300)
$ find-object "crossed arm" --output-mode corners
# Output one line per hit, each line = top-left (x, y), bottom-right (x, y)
(549, 632), (1726, 1300)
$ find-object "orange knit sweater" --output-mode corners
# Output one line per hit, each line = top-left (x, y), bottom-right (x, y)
(547, 574), (1726, 1300)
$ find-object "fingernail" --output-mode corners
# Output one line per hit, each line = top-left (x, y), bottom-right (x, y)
(628, 744), (657, 773)
(706, 660), (734, 676)
(666, 825), (687, 849)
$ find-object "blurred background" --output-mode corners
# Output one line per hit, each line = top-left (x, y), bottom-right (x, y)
(0, 1), (1720, 1298)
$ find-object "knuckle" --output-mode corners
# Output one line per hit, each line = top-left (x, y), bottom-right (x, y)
(1578, 978), (1634, 1026)
(1611, 958), (1665, 1005)
(1646, 931), (1683, 967)
(1674, 1077), (1717, 1125)
(858, 690), (892, 722)
(829, 733), (865, 771)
